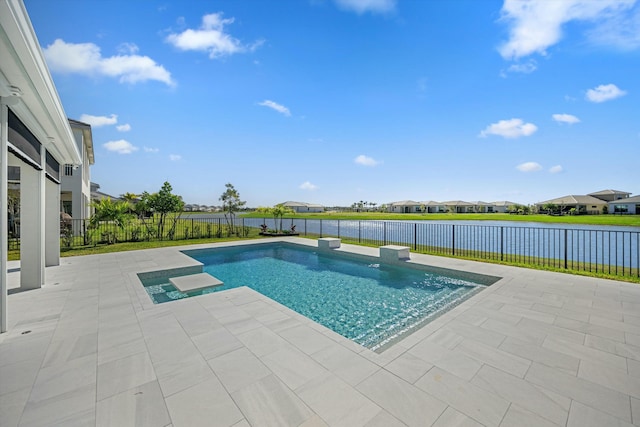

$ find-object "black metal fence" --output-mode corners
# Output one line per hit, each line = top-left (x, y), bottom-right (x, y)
(7, 216), (639, 279)
(246, 218), (639, 279)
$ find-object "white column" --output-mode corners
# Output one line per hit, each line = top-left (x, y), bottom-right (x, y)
(0, 101), (8, 332)
(45, 175), (60, 267)
(20, 147), (45, 290)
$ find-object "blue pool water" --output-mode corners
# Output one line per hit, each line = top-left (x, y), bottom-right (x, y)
(142, 243), (495, 350)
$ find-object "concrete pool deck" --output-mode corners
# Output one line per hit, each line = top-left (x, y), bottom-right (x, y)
(1, 237), (640, 426)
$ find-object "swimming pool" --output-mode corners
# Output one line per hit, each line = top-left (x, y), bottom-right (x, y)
(141, 243), (498, 350)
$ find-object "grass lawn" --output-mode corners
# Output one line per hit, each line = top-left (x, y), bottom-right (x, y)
(242, 211), (640, 227)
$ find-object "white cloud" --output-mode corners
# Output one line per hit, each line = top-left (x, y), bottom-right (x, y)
(354, 154), (381, 166)
(169, 154), (181, 161)
(299, 181), (318, 190)
(166, 12), (263, 59)
(103, 139), (138, 154)
(116, 123), (131, 132)
(117, 42), (139, 55)
(258, 100), (291, 116)
(506, 59), (538, 74)
(516, 161), (543, 172)
(334, 0), (396, 14)
(586, 4), (640, 49)
(479, 118), (538, 139)
(79, 113), (117, 127)
(585, 83), (627, 102)
(144, 146), (159, 153)
(498, 0), (636, 60)
(549, 165), (564, 174)
(44, 39), (174, 86)
(552, 113), (581, 124)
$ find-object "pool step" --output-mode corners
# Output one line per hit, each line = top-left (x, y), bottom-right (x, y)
(169, 273), (223, 292)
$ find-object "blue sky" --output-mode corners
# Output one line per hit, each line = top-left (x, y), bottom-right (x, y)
(25, 0), (640, 207)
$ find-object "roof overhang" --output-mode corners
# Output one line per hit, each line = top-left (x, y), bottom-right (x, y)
(68, 119), (94, 164)
(0, 0), (81, 166)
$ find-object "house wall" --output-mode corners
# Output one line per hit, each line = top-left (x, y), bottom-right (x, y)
(60, 127), (91, 220)
(609, 202), (637, 214)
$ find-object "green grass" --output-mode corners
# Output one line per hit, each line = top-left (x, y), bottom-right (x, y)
(242, 211), (640, 227)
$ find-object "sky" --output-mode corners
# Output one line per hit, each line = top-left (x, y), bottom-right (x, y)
(24, 0), (640, 207)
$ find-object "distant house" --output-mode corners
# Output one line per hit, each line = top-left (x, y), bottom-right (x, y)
(470, 201), (493, 213)
(60, 119), (94, 221)
(536, 195), (607, 215)
(491, 201), (517, 213)
(281, 201), (324, 213)
(608, 195), (640, 214)
(442, 200), (475, 213)
(420, 201), (447, 213)
(588, 189), (631, 202)
(90, 182), (119, 203)
(387, 200), (422, 213)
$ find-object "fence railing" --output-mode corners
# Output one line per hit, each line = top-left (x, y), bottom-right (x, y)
(7, 216), (639, 279)
(246, 218), (639, 279)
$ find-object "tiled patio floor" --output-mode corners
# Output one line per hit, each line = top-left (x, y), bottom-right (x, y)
(1, 237), (639, 426)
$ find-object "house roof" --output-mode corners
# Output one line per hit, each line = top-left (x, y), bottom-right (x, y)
(441, 200), (474, 206)
(419, 201), (443, 206)
(281, 201), (324, 208)
(469, 201), (492, 206)
(491, 201), (517, 207)
(0, 0), (81, 165)
(68, 118), (94, 165)
(388, 200), (421, 206)
(537, 195), (607, 206)
(609, 195), (640, 204)
(588, 189), (631, 197)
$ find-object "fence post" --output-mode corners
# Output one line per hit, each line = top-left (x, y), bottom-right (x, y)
(414, 223), (417, 250)
(320, 219), (323, 238)
(500, 226), (504, 261)
(384, 222), (387, 246)
(564, 229), (568, 269)
(452, 224), (456, 256)
(304, 218), (307, 236)
(338, 219), (340, 238)
(358, 221), (361, 243)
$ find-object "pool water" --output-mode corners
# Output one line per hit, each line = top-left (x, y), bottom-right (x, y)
(142, 244), (491, 350)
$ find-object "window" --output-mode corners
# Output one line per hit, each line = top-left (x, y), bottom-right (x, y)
(614, 205), (629, 213)
(64, 164), (73, 176)
(62, 201), (72, 215)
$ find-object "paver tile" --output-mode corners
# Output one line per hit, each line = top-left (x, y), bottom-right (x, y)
(471, 364), (569, 426)
(457, 338), (531, 378)
(409, 340), (482, 380)
(165, 377), (243, 427)
(384, 351), (434, 384)
(578, 359), (640, 399)
(311, 342), (380, 386)
(97, 351), (155, 401)
(567, 400), (634, 427)
(432, 406), (483, 427)
(297, 372), (381, 427)
(208, 347), (272, 393)
(631, 397), (640, 426)
(357, 369), (446, 426)
(96, 380), (170, 427)
(261, 345), (328, 391)
(499, 404), (559, 427)
(231, 375), (314, 427)
(543, 335), (628, 371)
(415, 367), (509, 426)
(498, 336), (579, 375)
(525, 362), (632, 422)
